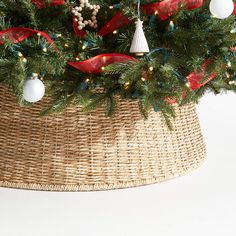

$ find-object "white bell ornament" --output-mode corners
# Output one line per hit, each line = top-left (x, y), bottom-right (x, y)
(130, 19), (150, 56)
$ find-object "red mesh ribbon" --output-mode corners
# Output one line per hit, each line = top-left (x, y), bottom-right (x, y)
(0, 27), (57, 51)
(3, 0), (236, 90)
(0, 27), (224, 90)
(98, 1), (236, 36)
(68, 54), (137, 74)
(187, 60), (217, 90)
(67, 54), (215, 90)
(73, 18), (87, 38)
(187, 72), (217, 90)
(31, 0), (236, 37)
(73, 11), (132, 38)
(31, 0), (65, 8)
(98, 0), (204, 36)
(142, 0), (203, 20)
(98, 11), (132, 36)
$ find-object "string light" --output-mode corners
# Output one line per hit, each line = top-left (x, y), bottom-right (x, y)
(82, 45), (86, 50)
(17, 52), (27, 63)
(113, 30), (118, 34)
(229, 80), (235, 85)
(185, 82), (191, 88)
(75, 57), (80, 61)
(32, 73), (39, 78)
(149, 66), (154, 72)
(101, 66), (105, 71)
(42, 47), (47, 52)
(124, 82), (130, 89)
(154, 10), (158, 15)
(18, 52), (23, 57)
(85, 78), (90, 83)
(56, 33), (62, 38)
(22, 58), (27, 63)
(109, 5), (114, 9)
(37, 32), (41, 44)
(168, 20), (175, 31)
(226, 72), (230, 78)
(141, 77), (146, 81)
(64, 43), (69, 48)
(227, 61), (232, 67)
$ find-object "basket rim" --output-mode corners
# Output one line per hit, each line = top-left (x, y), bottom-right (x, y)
(0, 159), (206, 192)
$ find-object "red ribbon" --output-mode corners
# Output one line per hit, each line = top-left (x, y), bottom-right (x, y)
(73, 11), (132, 38)
(31, 0), (236, 38)
(68, 54), (137, 74)
(0, 27), (135, 75)
(73, 18), (87, 38)
(234, 3), (236, 14)
(31, 0), (65, 8)
(100, 1), (236, 36)
(0, 27), (57, 51)
(2, 0), (236, 90)
(142, 0), (204, 20)
(187, 71), (217, 90)
(74, 0), (204, 37)
(0, 26), (227, 91)
(98, 11), (132, 37)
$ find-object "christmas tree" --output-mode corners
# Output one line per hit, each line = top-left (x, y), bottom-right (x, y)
(0, 0), (235, 128)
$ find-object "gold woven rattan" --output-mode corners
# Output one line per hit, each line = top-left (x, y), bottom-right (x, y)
(0, 84), (206, 191)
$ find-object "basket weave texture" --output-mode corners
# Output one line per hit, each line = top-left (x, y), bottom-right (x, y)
(0, 84), (206, 191)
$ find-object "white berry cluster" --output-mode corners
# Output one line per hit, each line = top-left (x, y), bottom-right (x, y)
(72, 0), (100, 30)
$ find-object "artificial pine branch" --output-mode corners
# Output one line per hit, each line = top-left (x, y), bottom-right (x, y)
(0, 0), (235, 129)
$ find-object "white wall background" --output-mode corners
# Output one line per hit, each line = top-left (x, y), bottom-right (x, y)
(0, 92), (236, 236)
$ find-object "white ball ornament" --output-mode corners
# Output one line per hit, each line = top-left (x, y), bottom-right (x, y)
(209, 0), (234, 19)
(23, 78), (45, 103)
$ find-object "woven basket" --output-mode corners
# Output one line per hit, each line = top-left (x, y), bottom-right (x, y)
(0, 84), (206, 191)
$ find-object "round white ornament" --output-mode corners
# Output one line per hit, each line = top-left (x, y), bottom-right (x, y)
(209, 0), (234, 19)
(23, 78), (45, 103)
